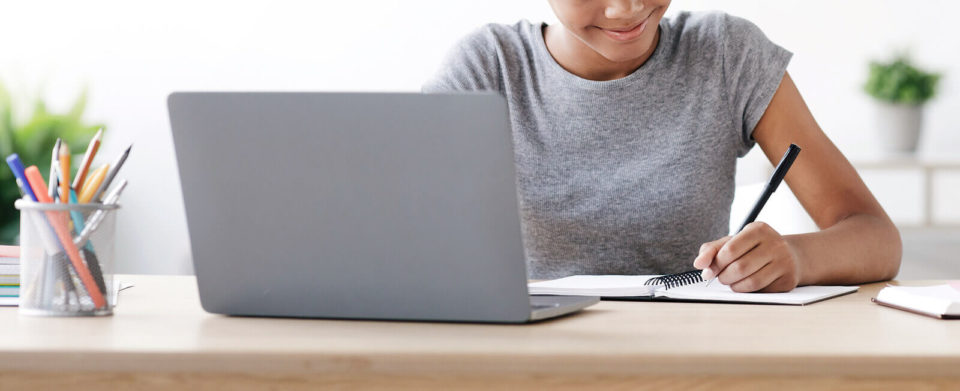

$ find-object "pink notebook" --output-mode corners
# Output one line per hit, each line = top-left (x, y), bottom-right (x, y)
(873, 283), (960, 319)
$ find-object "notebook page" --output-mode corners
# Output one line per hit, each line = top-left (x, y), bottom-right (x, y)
(658, 282), (859, 305)
(528, 275), (659, 297)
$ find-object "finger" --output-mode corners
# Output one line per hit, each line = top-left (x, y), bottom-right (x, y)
(714, 222), (771, 272)
(694, 237), (731, 281)
(715, 245), (773, 286)
(693, 236), (730, 270)
(729, 261), (782, 293)
(758, 273), (800, 293)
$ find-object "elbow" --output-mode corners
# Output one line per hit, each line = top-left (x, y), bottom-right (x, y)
(880, 256), (901, 282)
(878, 218), (902, 281)
(852, 212), (901, 283)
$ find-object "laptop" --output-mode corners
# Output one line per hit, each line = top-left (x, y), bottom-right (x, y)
(167, 91), (598, 323)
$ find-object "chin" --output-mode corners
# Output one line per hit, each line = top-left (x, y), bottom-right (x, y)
(585, 26), (658, 62)
(597, 41), (655, 63)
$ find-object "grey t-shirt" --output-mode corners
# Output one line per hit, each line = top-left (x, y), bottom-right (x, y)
(422, 11), (791, 279)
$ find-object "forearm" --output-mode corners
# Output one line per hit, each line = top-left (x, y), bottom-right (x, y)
(787, 213), (902, 286)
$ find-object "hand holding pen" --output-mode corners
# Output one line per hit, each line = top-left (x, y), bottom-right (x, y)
(693, 144), (801, 293)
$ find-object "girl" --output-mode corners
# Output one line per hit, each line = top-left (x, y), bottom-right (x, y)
(423, 0), (901, 292)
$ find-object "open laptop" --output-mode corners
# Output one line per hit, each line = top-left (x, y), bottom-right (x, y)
(167, 91), (598, 323)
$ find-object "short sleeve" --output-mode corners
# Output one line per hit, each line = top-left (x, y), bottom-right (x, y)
(721, 14), (792, 156)
(421, 25), (503, 93)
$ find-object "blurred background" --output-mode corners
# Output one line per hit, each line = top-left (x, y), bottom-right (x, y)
(1, 0), (957, 277)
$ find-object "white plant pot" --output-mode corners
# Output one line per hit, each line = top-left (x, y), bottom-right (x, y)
(874, 101), (923, 154)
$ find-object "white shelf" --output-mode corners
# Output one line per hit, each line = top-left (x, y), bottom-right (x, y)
(851, 155), (960, 228)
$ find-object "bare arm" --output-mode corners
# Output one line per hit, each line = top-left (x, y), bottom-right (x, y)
(694, 72), (901, 291)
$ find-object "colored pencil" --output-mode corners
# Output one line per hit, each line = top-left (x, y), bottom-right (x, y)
(78, 164), (109, 204)
(59, 143), (71, 204)
(91, 144), (131, 202)
(72, 128), (103, 192)
(23, 166), (106, 308)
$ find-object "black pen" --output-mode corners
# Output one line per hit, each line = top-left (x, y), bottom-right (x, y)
(705, 143), (801, 286)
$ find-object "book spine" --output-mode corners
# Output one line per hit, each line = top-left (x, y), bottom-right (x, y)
(0, 287), (19, 296)
(0, 245), (19, 258)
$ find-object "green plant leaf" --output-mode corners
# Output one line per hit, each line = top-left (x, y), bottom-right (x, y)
(864, 55), (941, 105)
(67, 86), (89, 121)
(0, 82), (104, 244)
(0, 83), (12, 158)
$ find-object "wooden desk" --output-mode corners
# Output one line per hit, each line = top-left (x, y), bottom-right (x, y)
(0, 275), (957, 390)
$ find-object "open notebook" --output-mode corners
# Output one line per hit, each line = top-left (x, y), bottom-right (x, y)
(529, 273), (858, 305)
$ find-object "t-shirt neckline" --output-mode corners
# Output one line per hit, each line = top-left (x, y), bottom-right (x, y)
(533, 20), (671, 91)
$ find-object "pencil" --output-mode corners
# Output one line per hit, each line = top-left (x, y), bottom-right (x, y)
(72, 128), (103, 192)
(78, 164), (109, 204)
(23, 165), (106, 308)
(91, 144), (131, 202)
(75, 180), (128, 246)
(59, 143), (71, 204)
(48, 139), (61, 200)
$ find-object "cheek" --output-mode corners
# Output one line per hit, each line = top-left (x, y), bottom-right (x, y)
(644, 0), (673, 12)
(564, 14), (598, 34)
(557, 1), (605, 32)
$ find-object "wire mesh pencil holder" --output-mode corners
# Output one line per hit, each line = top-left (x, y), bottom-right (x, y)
(15, 200), (119, 316)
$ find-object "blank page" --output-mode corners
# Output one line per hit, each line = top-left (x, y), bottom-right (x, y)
(529, 275), (859, 305)
(661, 282), (859, 305)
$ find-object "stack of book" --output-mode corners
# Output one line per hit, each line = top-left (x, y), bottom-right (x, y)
(0, 246), (19, 306)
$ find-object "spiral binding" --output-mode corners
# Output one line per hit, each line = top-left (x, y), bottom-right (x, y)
(643, 270), (704, 290)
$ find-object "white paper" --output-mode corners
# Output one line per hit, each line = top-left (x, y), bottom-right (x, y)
(659, 282), (859, 305)
(529, 275), (859, 305)
(875, 285), (960, 316)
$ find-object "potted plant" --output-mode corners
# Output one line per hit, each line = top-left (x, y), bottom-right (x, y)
(863, 56), (941, 154)
(0, 83), (104, 244)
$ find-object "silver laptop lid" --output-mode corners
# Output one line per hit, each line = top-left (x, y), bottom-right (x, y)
(168, 92), (534, 322)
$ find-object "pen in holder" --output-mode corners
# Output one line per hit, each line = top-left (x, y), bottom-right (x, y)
(15, 200), (119, 316)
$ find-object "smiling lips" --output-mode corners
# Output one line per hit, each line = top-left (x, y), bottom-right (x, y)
(600, 16), (651, 42)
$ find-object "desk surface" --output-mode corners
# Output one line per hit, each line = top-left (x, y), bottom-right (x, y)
(1, 275), (958, 389)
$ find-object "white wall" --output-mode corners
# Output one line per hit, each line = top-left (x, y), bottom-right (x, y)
(2, 1), (958, 274)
